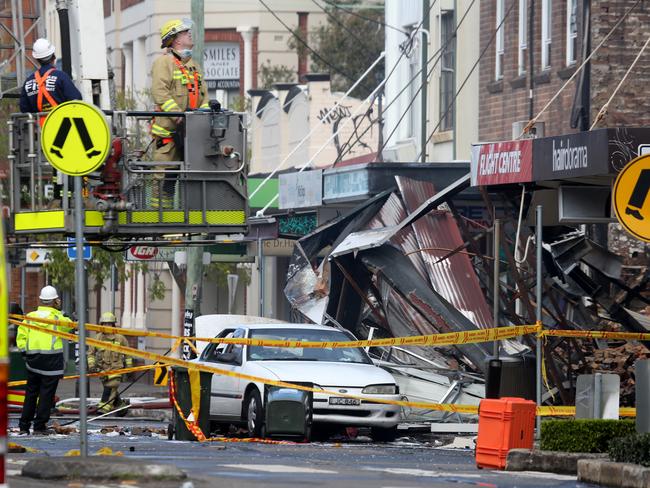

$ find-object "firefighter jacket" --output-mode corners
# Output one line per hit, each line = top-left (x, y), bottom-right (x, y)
(17, 306), (74, 376)
(88, 333), (133, 373)
(19, 64), (82, 113)
(150, 50), (209, 138)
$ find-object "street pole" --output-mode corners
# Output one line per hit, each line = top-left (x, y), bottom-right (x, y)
(181, 0), (206, 361)
(110, 257), (116, 313)
(74, 176), (87, 457)
(535, 205), (543, 438)
(258, 237), (264, 316)
(420, 0), (429, 163)
(493, 219), (500, 358)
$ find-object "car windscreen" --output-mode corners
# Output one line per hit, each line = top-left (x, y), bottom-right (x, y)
(247, 328), (371, 364)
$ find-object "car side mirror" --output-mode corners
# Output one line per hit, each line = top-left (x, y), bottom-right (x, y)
(215, 352), (239, 364)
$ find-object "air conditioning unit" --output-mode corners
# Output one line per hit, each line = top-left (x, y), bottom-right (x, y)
(512, 121), (545, 139)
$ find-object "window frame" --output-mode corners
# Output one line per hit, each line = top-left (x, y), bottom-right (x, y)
(541, 0), (552, 70)
(495, 0), (505, 80)
(566, 0), (578, 66)
(518, 0), (527, 75)
(439, 10), (455, 131)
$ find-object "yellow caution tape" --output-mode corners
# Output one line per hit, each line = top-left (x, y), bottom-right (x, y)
(541, 329), (650, 342)
(536, 406), (636, 417)
(7, 363), (164, 388)
(10, 319), (479, 414)
(9, 314), (541, 349)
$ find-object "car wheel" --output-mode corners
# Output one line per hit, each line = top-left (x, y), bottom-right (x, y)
(244, 389), (264, 438)
(370, 425), (398, 442)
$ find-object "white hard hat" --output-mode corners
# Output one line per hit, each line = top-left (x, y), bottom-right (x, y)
(32, 38), (55, 60)
(39, 285), (59, 301)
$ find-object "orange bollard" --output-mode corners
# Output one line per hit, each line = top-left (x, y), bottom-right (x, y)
(475, 397), (536, 469)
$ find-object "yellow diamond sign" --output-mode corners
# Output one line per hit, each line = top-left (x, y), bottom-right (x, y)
(613, 154), (650, 242)
(40, 100), (110, 176)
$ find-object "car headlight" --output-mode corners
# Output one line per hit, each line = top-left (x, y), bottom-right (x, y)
(362, 384), (398, 394)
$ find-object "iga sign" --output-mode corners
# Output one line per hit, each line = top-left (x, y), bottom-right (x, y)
(470, 139), (533, 186)
(203, 42), (240, 88)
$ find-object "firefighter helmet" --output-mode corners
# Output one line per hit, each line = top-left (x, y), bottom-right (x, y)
(160, 19), (193, 48)
(99, 311), (117, 325)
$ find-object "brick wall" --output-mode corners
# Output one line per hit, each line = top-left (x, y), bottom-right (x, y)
(9, 268), (44, 313)
(205, 28), (258, 97)
(590, 1), (650, 127)
(479, 0), (650, 142)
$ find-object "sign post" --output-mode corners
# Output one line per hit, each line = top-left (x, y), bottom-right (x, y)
(41, 101), (110, 458)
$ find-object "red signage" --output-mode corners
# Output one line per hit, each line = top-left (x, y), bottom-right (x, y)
(128, 246), (158, 260)
(471, 139), (533, 186)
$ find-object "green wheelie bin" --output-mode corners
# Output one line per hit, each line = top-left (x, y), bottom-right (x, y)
(169, 366), (213, 441)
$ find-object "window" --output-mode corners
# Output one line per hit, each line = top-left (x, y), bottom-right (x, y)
(407, 47), (419, 138)
(541, 0), (552, 69)
(566, 0), (578, 65)
(495, 0), (505, 79)
(439, 11), (455, 131)
(518, 0), (527, 75)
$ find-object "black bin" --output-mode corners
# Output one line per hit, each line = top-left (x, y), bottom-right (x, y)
(265, 386), (312, 440)
(485, 354), (536, 400)
(170, 367), (213, 441)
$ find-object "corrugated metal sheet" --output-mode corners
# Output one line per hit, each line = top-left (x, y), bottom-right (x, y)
(396, 177), (494, 330)
(367, 193), (430, 281)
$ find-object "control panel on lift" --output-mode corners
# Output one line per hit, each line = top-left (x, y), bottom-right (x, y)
(7, 105), (249, 237)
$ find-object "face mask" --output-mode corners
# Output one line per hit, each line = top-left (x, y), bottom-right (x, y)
(179, 49), (192, 59)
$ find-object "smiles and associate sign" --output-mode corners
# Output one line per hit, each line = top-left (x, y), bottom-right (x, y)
(40, 100), (110, 176)
(613, 154), (650, 242)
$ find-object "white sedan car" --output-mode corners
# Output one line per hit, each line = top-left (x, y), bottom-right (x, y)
(195, 323), (401, 441)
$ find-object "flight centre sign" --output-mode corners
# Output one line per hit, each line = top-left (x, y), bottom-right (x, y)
(204, 42), (240, 90)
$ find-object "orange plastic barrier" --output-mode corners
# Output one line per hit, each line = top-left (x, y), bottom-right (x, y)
(475, 397), (536, 470)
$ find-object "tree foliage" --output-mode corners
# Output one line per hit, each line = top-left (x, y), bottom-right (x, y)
(259, 60), (296, 89)
(297, 1), (385, 99)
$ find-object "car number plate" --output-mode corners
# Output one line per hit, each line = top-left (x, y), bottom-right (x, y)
(329, 397), (361, 406)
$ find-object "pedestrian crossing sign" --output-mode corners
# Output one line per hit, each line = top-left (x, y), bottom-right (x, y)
(613, 154), (650, 242)
(40, 100), (110, 176)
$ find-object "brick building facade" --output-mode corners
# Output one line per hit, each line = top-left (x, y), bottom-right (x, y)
(479, 0), (650, 142)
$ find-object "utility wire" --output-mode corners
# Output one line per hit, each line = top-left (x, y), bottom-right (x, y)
(336, 0), (475, 163)
(418, 0), (518, 160)
(521, 0), (642, 135)
(335, 0), (439, 162)
(321, 0), (408, 34)
(310, 0), (377, 54)
(590, 33), (650, 130)
(377, 0), (478, 159)
(258, 0), (357, 82)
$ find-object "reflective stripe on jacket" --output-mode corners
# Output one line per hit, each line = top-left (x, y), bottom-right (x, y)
(16, 306), (73, 354)
(150, 50), (208, 136)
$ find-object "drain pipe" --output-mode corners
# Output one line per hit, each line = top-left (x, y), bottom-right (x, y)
(56, 1), (72, 76)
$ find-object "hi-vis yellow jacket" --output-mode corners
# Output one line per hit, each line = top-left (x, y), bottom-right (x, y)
(17, 306), (73, 376)
(150, 50), (209, 138)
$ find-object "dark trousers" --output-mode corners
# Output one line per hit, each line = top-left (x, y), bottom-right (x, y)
(19, 369), (60, 431)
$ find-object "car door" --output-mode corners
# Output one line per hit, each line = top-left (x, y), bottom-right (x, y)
(203, 328), (243, 418)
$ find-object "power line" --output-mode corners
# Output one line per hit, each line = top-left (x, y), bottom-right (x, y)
(418, 0), (518, 160)
(321, 0), (407, 35)
(378, 0), (478, 159)
(310, 0), (378, 55)
(337, 0), (475, 163)
(335, 0), (439, 162)
(258, 0), (357, 82)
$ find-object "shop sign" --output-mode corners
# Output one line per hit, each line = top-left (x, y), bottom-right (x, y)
(533, 130), (609, 180)
(279, 170), (322, 209)
(470, 139), (533, 186)
(204, 42), (240, 89)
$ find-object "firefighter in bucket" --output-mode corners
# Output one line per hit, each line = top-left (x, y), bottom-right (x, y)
(88, 312), (133, 415)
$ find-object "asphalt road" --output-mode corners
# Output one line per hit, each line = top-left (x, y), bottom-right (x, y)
(7, 429), (599, 488)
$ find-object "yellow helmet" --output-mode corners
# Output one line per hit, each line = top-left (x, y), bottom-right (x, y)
(99, 311), (117, 325)
(160, 18), (193, 48)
